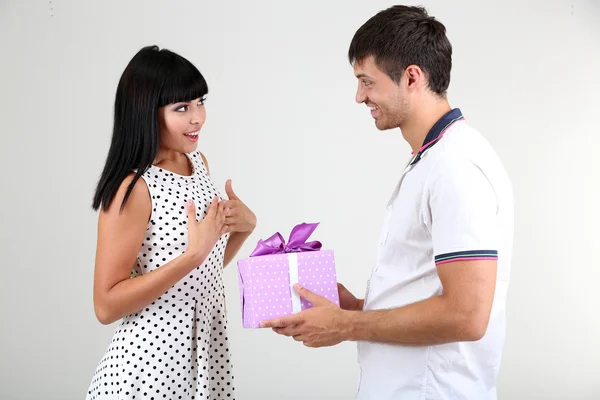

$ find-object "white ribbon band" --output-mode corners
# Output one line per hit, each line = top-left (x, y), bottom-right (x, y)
(287, 253), (302, 313)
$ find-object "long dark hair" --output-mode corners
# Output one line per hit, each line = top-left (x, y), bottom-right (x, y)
(92, 45), (209, 212)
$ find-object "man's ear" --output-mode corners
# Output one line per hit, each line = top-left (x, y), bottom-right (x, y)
(404, 65), (425, 91)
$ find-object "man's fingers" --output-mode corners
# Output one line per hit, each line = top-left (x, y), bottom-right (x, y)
(260, 313), (303, 328)
(272, 325), (301, 337)
(294, 284), (330, 306)
(292, 334), (307, 342)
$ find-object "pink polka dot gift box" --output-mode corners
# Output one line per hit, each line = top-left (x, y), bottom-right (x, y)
(236, 222), (340, 328)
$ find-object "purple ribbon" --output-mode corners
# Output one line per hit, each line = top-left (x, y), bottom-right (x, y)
(249, 222), (322, 256)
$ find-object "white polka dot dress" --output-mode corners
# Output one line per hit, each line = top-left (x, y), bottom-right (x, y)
(86, 151), (235, 400)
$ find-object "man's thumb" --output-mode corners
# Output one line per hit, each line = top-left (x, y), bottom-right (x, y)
(294, 284), (329, 306)
(225, 179), (238, 200)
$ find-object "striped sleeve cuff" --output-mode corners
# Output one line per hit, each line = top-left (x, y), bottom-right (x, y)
(435, 250), (498, 265)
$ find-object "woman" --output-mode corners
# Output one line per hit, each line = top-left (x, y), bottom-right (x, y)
(87, 45), (255, 399)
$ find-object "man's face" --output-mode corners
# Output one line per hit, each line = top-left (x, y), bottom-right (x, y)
(353, 56), (408, 131)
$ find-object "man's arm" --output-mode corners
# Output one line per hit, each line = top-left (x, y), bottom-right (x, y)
(346, 259), (496, 345)
(263, 154), (499, 348)
(263, 258), (497, 347)
(347, 154), (499, 345)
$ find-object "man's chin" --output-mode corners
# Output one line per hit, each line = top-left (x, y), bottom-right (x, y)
(374, 119), (396, 131)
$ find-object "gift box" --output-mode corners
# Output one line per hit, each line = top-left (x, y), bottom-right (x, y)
(236, 222), (340, 328)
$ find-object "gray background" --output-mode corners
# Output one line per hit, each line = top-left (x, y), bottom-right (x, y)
(1, 0), (599, 398)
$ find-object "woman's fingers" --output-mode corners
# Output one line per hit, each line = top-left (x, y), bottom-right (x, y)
(205, 196), (219, 219)
(220, 224), (232, 235)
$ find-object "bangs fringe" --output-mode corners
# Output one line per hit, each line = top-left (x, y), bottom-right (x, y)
(158, 59), (208, 107)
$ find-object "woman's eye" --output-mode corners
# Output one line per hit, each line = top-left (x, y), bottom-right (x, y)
(175, 105), (188, 112)
(199, 97), (206, 105)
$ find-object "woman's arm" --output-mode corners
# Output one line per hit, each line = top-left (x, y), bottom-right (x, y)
(223, 231), (252, 267)
(93, 173), (226, 325)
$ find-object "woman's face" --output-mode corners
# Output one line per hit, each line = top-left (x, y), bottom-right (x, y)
(157, 97), (206, 153)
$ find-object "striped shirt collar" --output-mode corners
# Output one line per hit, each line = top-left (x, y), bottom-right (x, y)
(410, 108), (465, 165)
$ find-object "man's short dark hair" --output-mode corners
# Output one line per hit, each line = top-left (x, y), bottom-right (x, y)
(348, 5), (452, 96)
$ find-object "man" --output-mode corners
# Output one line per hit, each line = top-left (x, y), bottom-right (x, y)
(261, 5), (513, 400)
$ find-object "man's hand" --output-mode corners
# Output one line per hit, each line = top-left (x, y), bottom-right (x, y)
(260, 284), (354, 348)
(223, 179), (256, 234)
(337, 283), (364, 311)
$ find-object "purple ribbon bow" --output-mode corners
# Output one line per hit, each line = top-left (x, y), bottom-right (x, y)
(249, 222), (323, 256)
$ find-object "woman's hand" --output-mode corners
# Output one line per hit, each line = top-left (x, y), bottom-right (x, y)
(186, 196), (229, 265)
(223, 179), (256, 234)
(94, 175), (230, 325)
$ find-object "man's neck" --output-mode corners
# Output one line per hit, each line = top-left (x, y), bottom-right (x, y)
(401, 98), (452, 155)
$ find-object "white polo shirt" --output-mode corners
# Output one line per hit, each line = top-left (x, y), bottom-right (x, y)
(356, 108), (514, 400)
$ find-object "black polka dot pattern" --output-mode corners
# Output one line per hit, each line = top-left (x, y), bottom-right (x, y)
(86, 151), (235, 399)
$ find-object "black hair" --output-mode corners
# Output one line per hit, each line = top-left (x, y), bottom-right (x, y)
(92, 45), (208, 212)
(348, 5), (452, 96)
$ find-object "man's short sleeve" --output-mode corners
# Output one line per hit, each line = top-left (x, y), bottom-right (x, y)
(424, 154), (499, 266)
